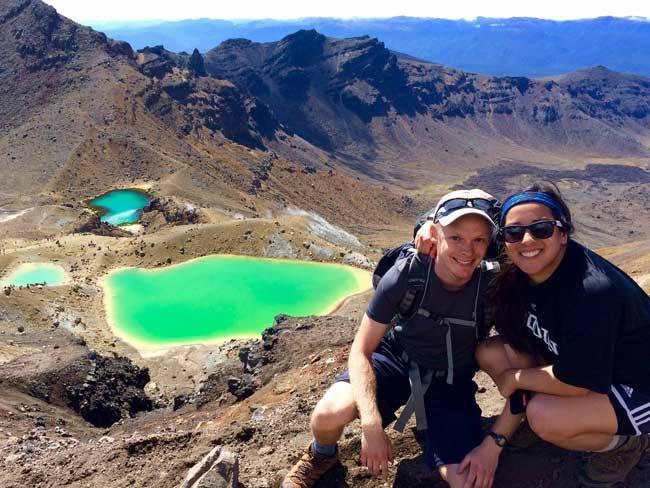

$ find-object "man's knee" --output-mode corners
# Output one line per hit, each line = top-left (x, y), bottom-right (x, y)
(310, 384), (357, 433)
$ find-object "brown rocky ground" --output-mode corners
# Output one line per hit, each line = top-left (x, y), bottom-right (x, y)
(1, 301), (649, 488)
(1, 219), (649, 487)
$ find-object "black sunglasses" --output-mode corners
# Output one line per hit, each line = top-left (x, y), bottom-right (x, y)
(501, 220), (563, 243)
(433, 198), (497, 221)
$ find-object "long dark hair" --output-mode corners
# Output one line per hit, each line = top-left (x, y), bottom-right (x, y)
(492, 182), (574, 352)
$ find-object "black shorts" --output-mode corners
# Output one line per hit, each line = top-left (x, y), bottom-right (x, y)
(335, 339), (482, 467)
(609, 384), (650, 435)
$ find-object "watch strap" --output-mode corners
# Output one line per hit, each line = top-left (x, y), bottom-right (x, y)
(487, 431), (507, 447)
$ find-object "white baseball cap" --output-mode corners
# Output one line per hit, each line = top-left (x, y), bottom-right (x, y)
(431, 189), (497, 228)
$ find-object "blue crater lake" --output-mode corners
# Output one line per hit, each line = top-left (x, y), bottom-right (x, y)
(1, 263), (69, 287)
(88, 189), (151, 226)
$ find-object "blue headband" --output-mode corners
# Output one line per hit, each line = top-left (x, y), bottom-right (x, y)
(500, 192), (566, 226)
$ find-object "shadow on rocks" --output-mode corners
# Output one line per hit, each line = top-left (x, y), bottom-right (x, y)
(393, 457), (443, 488)
(314, 462), (349, 488)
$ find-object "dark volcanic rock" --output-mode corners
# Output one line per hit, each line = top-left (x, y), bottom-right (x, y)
(188, 48), (206, 76)
(459, 161), (650, 196)
(144, 196), (201, 225)
(205, 31), (424, 125)
(173, 394), (190, 411)
(65, 352), (153, 427)
(0, 0), (129, 73)
(133, 43), (281, 148)
(560, 66), (650, 120)
(141, 70), (272, 148)
(74, 213), (131, 237)
(270, 29), (325, 68)
(0, 346), (153, 428)
(136, 45), (182, 78)
(226, 375), (256, 401)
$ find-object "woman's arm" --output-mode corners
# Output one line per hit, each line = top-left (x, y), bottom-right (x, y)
(500, 365), (590, 398)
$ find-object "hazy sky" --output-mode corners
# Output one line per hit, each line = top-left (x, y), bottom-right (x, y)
(43, 0), (650, 23)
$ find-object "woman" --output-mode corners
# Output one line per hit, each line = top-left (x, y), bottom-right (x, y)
(476, 182), (650, 487)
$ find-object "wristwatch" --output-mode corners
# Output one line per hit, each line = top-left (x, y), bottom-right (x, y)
(487, 431), (507, 448)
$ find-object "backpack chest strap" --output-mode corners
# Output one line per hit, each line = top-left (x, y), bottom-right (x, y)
(393, 361), (433, 433)
(416, 309), (477, 326)
(393, 354), (446, 433)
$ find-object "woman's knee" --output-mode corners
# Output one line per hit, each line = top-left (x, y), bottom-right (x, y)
(526, 395), (563, 443)
(475, 336), (507, 371)
(527, 392), (617, 447)
(503, 343), (537, 369)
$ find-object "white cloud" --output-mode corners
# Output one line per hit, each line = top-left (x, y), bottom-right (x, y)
(43, 0), (650, 22)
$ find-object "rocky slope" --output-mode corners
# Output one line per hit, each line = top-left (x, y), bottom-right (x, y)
(203, 30), (650, 169)
(0, 0), (409, 243)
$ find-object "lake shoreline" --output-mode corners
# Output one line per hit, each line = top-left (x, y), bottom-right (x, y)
(1, 262), (70, 287)
(100, 254), (372, 356)
(85, 188), (152, 226)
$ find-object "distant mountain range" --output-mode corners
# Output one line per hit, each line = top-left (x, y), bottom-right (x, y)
(91, 16), (650, 77)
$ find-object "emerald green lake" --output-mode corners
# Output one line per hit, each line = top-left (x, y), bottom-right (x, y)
(104, 256), (370, 350)
(88, 189), (151, 226)
(1, 263), (68, 287)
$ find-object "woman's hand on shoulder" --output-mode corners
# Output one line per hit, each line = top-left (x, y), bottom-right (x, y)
(415, 221), (437, 258)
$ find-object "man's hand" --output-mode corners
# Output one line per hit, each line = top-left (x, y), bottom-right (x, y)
(496, 369), (518, 399)
(457, 437), (502, 488)
(360, 422), (393, 479)
(415, 220), (437, 258)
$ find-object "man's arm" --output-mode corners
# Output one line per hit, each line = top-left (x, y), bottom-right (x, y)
(348, 313), (392, 478)
(348, 313), (390, 423)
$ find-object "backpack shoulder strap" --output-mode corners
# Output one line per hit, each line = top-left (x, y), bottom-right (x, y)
(372, 242), (415, 289)
(397, 253), (433, 319)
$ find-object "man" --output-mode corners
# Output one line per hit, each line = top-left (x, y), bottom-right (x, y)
(282, 189), (507, 488)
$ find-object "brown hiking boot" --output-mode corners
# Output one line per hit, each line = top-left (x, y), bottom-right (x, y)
(281, 444), (339, 488)
(579, 435), (650, 487)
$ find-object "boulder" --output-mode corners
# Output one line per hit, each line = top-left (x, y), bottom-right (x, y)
(342, 252), (374, 269)
(182, 446), (239, 488)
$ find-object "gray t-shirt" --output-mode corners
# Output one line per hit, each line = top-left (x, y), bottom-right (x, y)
(367, 256), (493, 380)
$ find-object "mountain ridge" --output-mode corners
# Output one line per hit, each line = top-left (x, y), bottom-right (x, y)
(200, 30), (650, 166)
(92, 16), (650, 77)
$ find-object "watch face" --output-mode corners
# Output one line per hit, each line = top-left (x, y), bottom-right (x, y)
(489, 432), (506, 447)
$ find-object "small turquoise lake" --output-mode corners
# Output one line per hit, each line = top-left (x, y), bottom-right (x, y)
(88, 189), (151, 226)
(103, 255), (370, 352)
(1, 263), (69, 287)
